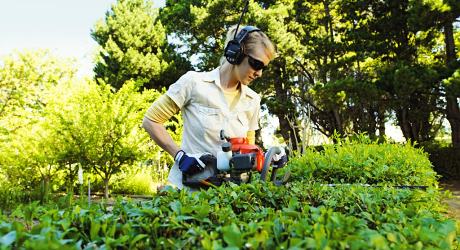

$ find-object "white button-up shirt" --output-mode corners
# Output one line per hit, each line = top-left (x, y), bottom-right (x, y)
(166, 67), (261, 188)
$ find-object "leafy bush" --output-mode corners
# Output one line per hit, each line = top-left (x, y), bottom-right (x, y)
(0, 182), (457, 249)
(0, 140), (458, 249)
(424, 144), (460, 180)
(286, 138), (438, 186)
(111, 167), (157, 195)
(0, 180), (25, 211)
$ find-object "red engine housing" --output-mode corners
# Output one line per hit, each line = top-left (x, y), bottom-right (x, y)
(228, 137), (265, 172)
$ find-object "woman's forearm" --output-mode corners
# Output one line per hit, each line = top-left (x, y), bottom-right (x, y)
(142, 117), (180, 157)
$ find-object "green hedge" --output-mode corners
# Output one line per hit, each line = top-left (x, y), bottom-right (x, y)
(424, 146), (460, 180)
(286, 140), (438, 186)
(0, 183), (456, 249)
(0, 139), (458, 249)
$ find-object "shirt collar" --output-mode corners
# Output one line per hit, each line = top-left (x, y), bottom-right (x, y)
(202, 67), (220, 84)
(202, 67), (249, 97)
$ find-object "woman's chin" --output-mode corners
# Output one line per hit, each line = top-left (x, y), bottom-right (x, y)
(242, 78), (252, 85)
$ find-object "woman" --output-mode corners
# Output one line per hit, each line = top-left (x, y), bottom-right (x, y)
(142, 25), (276, 189)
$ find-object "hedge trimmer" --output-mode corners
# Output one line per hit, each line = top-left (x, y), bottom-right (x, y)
(182, 130), (289, 188)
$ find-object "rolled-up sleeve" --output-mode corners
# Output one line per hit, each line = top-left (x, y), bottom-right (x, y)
(144, 94), (180, 123)
(166, 71), (195, 109)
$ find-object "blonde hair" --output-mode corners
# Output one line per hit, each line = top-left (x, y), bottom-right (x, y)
(220, 25), (277, 65)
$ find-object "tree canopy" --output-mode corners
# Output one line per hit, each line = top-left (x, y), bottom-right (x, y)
(158, 0), (460, 149)
(91, 0), (192, 90)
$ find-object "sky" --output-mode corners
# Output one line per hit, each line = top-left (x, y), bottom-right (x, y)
(0, 0), (165, 77)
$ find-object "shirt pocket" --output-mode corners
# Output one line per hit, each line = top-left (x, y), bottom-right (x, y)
(197, 105), (223, 130)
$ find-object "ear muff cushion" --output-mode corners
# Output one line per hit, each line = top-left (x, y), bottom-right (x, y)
(224, 26), (260, 65)
(224, 40), (244, 64)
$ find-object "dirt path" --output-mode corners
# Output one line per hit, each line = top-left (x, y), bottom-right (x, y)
(440, 180), (460, 221)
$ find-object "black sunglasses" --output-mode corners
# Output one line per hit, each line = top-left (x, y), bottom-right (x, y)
(246, 54), (267, 71)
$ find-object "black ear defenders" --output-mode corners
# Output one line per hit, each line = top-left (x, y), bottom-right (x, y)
(224, 26), (260, 65)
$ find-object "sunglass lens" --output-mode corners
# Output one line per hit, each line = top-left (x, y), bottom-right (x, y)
(248, 56), (266, 71)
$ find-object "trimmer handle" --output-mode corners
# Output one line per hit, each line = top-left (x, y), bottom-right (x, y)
(260, 147), (289, 185)
(260, 147), (281, 181)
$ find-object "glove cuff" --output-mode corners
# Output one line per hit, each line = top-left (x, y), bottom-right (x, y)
(174, 150), (185, 163)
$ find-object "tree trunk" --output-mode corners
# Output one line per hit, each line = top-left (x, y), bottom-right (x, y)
(255, 129), (264, 149)
(444, 18), (456, 64)
(67, 164), (75, 195)
(397, 108), (413, 142)
(377, 109), (386, 140)
(332, 108), (344, 136)
(104, 178), (110, 199)
(365, 106), (379, 139)
(447, 97), (460, 147)
(278, 114), (299, 152)
(395, 86), (438, 144)
(271, 62), (300, 151)
(444, 20), (460, 148)
(41, 176), (50, 203)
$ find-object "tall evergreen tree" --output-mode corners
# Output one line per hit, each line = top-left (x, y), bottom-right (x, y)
(92, 0), (191, 90)
(434, 0), (460, 147)
(337, 0), (449, 144)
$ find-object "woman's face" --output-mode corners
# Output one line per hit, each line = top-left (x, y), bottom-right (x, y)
(236, 45), (271, 86)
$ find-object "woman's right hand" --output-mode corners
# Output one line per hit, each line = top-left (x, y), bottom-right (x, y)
(174, 150), (206, 175)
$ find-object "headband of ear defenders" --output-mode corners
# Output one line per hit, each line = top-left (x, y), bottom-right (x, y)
(224, 0), (261, 65)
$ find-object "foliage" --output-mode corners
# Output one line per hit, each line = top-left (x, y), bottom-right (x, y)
(0, 50), (79, 204)
(111, 166), (157, 195)
(92, 0), (191, 90)
(0, 141), (458, 249)
(376, 62), (444, 143)
(308, 77), (386, 139)
(0, 50), (76, 122)
(0, 183), (457, 249)
(160, 0), (460, 149)
(443, 68), (460, 97)
(44, 79), (160, 198)
(0, 49), (176, 204)
(0, 173), (26, 211)
(423, 142), (460, 180)
(286, 136), (438, 186)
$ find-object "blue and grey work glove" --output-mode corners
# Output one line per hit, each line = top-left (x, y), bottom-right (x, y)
(272, 148), (288, 167)
(174, 150), (206, 175)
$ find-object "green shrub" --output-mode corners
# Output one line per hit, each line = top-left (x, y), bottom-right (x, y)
(423, 144), (460, 180)
(0, 180), (25, 211)
(111, 167), (157, 195)
(0, 182), (457, 249)
(0, 140), (457, 249)
(286, 137), (438, 186)
(0, 172), (35, 211)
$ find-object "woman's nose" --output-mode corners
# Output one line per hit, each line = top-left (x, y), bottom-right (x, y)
(254, 70), (262, 77)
